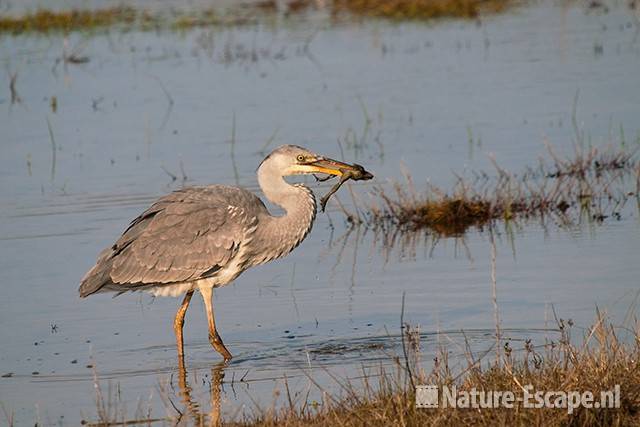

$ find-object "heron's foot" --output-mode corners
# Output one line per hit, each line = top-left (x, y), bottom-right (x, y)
(209, 332), (233, 362)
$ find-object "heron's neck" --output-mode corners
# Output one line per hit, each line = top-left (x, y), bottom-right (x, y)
(253, 165), (316, 264)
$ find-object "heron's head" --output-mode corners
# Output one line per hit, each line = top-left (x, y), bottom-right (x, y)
(259, 145), (373, 179)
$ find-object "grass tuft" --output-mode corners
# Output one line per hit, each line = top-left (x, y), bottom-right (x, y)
(0, 0), (518, 35)
(365, 144), (639, 237)
(0, 7), (137, 34)
(233, 311), (640, 426)
(332, 0), (513, 21)
(77, 310), (640, 426)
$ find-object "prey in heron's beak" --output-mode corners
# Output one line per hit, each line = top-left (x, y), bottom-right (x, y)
(288, 156), (370, 179)
(289, 156), (374, 212)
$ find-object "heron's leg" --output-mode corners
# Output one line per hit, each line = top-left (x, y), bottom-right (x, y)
(200, 286), (233, 361)
(174, 290), (194, 360)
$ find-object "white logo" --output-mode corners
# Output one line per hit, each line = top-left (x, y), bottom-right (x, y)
(416, 384), (620, 413)
(415, 385), (438, 408)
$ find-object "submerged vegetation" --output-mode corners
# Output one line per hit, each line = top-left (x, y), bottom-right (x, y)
(0, 0), (515, 35)
(361, 144), (640, 237)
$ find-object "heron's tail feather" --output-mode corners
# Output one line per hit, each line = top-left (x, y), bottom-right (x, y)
(79, 250), (114, 297)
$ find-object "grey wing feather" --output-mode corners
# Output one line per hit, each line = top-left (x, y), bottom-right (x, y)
(79, 186), (263, 297)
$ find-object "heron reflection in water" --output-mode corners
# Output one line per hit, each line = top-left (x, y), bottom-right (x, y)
(174, 358), (225, 426)
(79, 145), (373, 361)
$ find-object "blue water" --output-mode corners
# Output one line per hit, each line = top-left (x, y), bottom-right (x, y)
(1, 1), (639, 424)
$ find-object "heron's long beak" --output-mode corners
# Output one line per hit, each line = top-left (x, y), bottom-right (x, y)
(293, 157), (374, 179)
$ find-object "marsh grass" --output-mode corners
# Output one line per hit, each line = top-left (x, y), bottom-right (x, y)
(0, 0), (518, 35)
(0, 7), (139, 34)
(365, 144), (639, 237)
(0, 7), (254, 35)
(232, 310), (640, 426)
(331, 0), (513, 21)
(78, 308), (640, 426)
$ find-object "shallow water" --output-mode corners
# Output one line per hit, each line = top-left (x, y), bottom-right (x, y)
(1, 1), (640, 424)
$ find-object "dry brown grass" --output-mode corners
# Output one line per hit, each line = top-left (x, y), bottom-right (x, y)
(365, 144), (639, 237)
(0, 7), (138, 34)
(76, 309), (640, 426)
(223, 310), (640, 426)
(0, 0), (517, 35)
(332, 0), (513, 20)
(0, 6), (252, 35)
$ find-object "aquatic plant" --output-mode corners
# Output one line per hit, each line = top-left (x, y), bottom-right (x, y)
(332, 0), (513, 20)
(0, 0), (516, 36)
(0, 6), (253, 35)
(0, 7), (138, 34)
(364, 145), (639, 237)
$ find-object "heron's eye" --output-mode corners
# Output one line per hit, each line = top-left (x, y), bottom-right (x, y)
(296, 155), (306, 162)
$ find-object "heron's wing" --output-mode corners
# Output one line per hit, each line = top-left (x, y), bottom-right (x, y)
(79, 186), (261, 295)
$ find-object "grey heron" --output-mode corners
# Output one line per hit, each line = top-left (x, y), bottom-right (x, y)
(79, 145), (373, 361)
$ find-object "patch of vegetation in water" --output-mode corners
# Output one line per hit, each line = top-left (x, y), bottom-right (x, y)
(360, 144), (639, 237)
(0, 0), (517, 36)
(0, 6), (262, 35)
(332, 0), (513, 20)
(0, 7), (139, 34)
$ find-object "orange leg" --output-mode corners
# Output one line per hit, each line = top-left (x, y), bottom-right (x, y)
(200, 287), (233, 362)
(174, 290), (194, 359)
